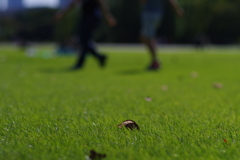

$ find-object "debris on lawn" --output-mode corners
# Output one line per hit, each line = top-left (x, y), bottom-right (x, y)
(145, 97), (152, 102)
(86, 149), (106, 160)
(190, 71), (199, 78)
(223, 139), (228, 144)
(161, 85), (169, 91)
(212, 82), (223, 89)
(117, 120), (140, 130)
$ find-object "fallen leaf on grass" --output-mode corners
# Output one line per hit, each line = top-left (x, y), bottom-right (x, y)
(213, 82), (223, 89)
(88, 149), (106, 160)
(190, 71), (199, 78)
(223, 139), (228, 144)
(117, 120), (140, 130)
(145, 97), (152, 102)
(161, 85), (168, 91)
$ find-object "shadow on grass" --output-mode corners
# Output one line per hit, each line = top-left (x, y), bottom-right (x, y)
(117, 69), (147, 75)
(40, 67), (158, 75)
(39, 67), (76, 73)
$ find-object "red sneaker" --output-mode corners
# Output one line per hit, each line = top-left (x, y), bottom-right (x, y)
(148, 61), (161, 70)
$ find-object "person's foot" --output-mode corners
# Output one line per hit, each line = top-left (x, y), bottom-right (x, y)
(147, 61), (161, 70)
(99, 55), (107, 67)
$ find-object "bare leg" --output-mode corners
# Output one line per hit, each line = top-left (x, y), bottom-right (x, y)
(140, 35), (158, 62)
(140, 35), (160, 70)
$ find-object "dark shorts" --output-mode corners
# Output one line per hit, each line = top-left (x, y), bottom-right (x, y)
(141, 12), (163, 38)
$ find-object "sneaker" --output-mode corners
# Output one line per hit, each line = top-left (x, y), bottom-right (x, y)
(148, 61), (161, 70)
(99, 55), (107, 67)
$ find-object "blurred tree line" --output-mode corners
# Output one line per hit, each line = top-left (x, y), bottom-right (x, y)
(0, 0), (240, 44)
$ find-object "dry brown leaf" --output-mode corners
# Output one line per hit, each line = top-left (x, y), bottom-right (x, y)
(145, 97), (152, 102)
(190, 71), (199, 78)
(89, 150), (106, 160)
(161, 85), (168, 91)
(213, 82), (223, 89)
(117, 120), (140, 130)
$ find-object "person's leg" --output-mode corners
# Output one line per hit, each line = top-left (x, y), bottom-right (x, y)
(73, 17), (103, 69)
(140, 36), (158, 63)
(86, 18), (107, 67)
(73, 44), (88, 69)
(72, 17), (89, 69)
(141, 12), (162, 70)
(73, 40), (105, 69)
(87, 40), (107, 67)
(80, 17), (107, 67)
(87, 40), (101, 58)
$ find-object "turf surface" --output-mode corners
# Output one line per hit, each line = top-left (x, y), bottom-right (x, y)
(1, 45), (240, 160)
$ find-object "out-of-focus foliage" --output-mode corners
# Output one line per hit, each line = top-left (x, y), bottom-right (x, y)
(0, 8), (57, 41)
(0, 0), (240, 44)
(177, 0), (240, 44)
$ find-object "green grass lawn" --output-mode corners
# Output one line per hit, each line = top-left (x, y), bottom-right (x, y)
(1, 45), (240, 160)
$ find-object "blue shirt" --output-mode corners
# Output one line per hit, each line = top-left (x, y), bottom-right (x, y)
(143, 0), (165, 13)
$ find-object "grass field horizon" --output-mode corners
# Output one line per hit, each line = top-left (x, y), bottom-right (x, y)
(1, 45), (240, 160)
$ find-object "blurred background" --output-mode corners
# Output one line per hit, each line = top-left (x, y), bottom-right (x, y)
(0, 0), (240, 46)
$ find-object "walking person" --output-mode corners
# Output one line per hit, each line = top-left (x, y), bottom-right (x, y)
(140, 0), (184, 70)
(56, 0), (116, 70)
